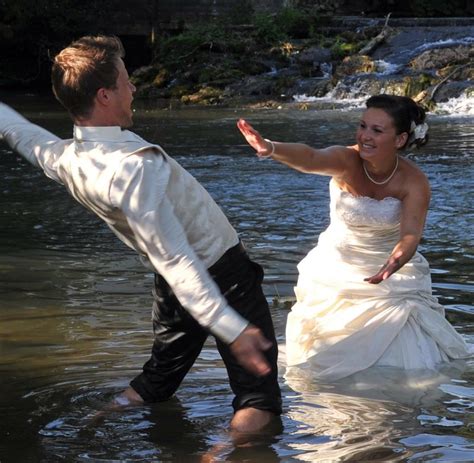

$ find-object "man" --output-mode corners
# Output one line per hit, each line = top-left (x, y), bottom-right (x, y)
(0, 35), (281, 432)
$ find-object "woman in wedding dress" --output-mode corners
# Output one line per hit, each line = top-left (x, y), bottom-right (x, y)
(237, 94), (471, 381)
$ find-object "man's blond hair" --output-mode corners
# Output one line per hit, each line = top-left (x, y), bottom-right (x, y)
(51, 36), (125, 119)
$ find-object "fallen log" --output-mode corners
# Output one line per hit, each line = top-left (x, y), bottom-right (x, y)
(358, 13), (393, 56)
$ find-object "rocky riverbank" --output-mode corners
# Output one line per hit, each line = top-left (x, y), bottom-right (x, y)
(131, 16), (474, 111)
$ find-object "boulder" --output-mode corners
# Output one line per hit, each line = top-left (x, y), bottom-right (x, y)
(431, 81), (474, 102)
(296, 46), (332, 66)
(410, 45), (473, 71)
(334, 55), (376, 78)
(181, 86), (223, 105)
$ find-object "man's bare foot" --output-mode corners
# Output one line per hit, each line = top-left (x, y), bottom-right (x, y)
(200, 409), (282, 461)
(86, 387), (144, 426)
(112, 386), (144, 407)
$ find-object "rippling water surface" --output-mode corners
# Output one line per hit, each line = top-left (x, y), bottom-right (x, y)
(1, 95), (473, 462)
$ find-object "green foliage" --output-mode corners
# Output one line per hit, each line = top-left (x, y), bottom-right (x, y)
(253, 13), (286, 45)
(330, 37), (360, 60)
(156, 22), (247, 68)
(252, 7), (319, 46)
(404, 74), (433, 97)
(275, 7), (313, 38)
(159, 29), (206, 59)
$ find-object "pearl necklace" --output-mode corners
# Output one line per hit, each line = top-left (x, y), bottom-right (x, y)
(363, 156), (399, 185)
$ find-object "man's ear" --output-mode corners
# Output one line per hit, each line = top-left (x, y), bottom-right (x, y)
(95, 88), (110, 107)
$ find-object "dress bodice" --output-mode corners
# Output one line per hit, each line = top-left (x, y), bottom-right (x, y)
(329, 179), (401, 230)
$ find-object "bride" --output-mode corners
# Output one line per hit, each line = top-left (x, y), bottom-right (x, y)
(237, 94), (471, 380)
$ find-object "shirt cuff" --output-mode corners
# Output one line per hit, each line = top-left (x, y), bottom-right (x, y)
(209, 308), (249, 344)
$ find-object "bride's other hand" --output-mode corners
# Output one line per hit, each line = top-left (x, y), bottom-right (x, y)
(364, 251), (402, 284)
(237, 119), (273, 158)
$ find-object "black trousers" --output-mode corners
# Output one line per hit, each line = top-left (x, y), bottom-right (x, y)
(130, 242), (282, 415)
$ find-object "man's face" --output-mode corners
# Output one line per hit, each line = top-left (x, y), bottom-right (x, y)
(107, 58), (136, 128)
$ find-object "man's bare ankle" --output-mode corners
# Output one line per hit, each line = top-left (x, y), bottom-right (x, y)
(113, 386), (144, 407)
(230, 408), (274, 433)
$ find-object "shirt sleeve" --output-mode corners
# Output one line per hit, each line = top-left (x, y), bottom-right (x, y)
(0, 102), (64, 183)
(110, 151), (249, 344)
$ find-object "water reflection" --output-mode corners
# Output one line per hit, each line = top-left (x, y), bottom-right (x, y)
(0, 98), (473, 461)
(283, 358), (474, 461)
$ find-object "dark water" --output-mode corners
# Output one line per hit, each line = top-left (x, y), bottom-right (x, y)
(1, 95), (473, 462)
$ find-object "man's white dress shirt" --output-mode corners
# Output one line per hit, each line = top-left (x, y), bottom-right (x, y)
(0, 103), (248, 343)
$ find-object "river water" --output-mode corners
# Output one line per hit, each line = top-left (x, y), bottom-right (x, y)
(1, 94), (473, 462)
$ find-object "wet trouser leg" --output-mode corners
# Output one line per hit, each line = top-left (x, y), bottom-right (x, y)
(130, 243), (282, 415)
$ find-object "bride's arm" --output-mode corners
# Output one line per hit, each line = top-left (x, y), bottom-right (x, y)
(365, 171), (431, 284)
(237, 118), (350, 176)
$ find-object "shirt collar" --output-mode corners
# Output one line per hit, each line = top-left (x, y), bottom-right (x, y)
(74, 125), (127, 142)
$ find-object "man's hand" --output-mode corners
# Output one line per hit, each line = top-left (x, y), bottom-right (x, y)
(229, 324), (273, 377)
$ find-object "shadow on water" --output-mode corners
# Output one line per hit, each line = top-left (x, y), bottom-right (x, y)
(0, 97), (473, 461)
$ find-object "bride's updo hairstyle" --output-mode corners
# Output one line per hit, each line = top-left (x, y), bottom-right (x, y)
(366, 94), (429, 149)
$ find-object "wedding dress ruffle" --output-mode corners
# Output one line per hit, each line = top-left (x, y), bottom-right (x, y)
(285, 180), (471, 380)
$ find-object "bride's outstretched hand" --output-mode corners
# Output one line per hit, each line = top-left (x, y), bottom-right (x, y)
(364, 251), (403, 284)
(237, 119), (273, 158)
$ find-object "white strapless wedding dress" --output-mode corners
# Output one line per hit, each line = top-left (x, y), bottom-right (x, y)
(285, 179), (471, 380)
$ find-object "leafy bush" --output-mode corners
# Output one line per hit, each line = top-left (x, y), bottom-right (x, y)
(156, 22), (246, 67)
(275, 7), (313, 38)
(253, 13), (286, 45)
(330, 37), (361, 60)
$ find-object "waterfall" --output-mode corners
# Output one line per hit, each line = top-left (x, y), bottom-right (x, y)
(291, 22), (474, 116)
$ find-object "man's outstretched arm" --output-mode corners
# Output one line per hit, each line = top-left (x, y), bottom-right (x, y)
(0, 103), (65, 183)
